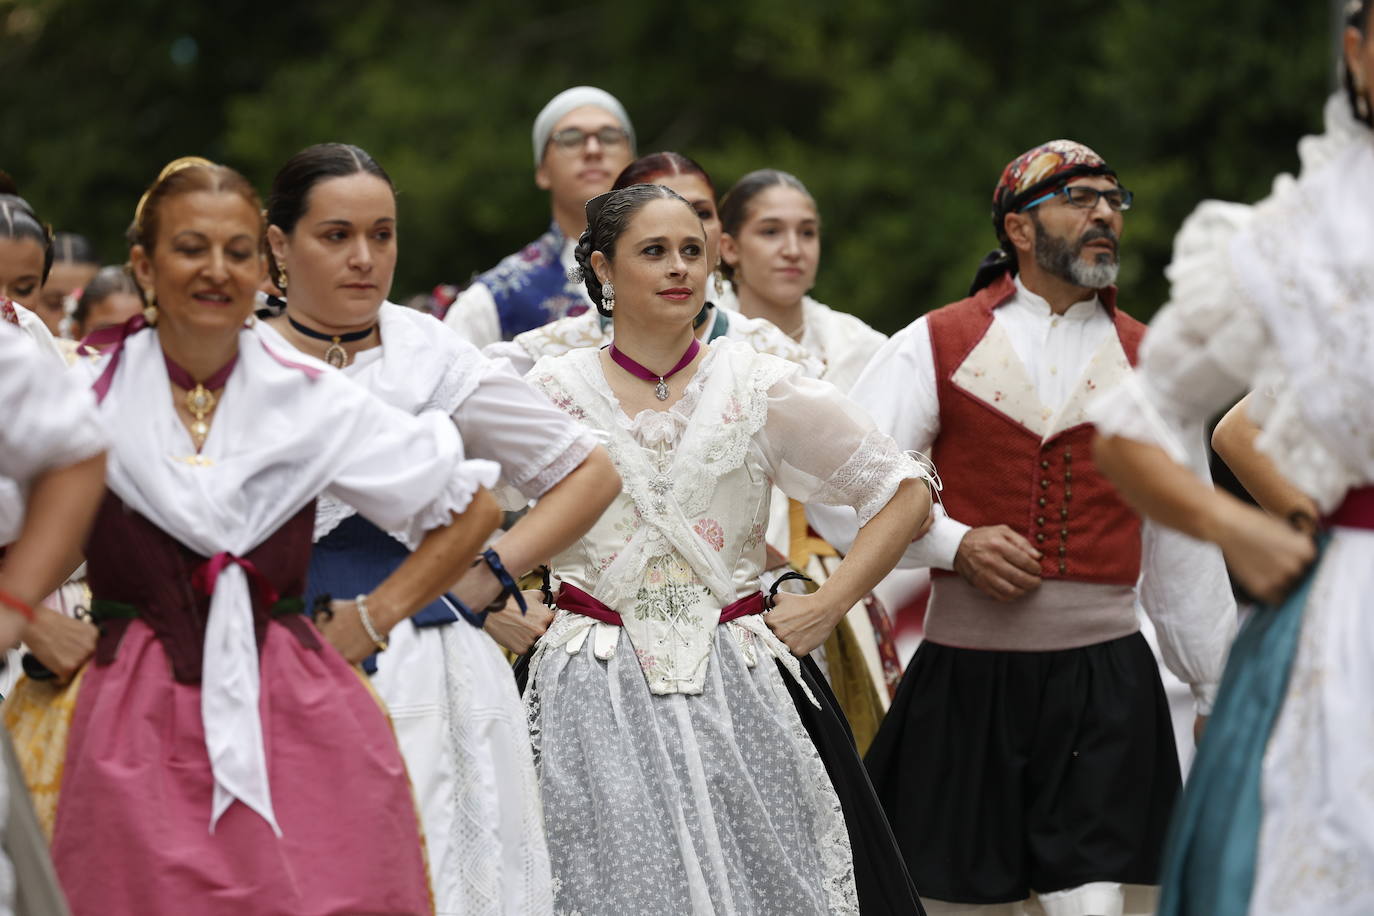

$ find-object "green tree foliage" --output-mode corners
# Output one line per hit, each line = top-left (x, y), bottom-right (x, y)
(1, 0), (1331, 332)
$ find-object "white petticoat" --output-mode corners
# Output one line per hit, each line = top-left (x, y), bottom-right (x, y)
(527, 622), (856, 915)
(1251, 527), (1374, 915)
(372, 619), (553, 916)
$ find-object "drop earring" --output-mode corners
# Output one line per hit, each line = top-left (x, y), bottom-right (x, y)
(601, 281), (615, 313)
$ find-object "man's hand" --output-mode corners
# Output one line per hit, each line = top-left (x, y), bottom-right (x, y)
(953, 525), (1043, 601)
(485, 590), (555, 655)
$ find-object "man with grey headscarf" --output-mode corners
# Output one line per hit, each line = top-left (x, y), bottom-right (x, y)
(443, 86), (636, 347)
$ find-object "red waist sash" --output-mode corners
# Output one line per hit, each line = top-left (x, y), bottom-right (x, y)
(555, 583), (765, 626)
(1326, 486), (1374, 530)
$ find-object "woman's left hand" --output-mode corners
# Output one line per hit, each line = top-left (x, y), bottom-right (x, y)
(764, 592), (843, 656)
(315, 599), (386, 665)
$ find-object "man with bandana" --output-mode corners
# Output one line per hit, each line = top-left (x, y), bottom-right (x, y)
(810, 141), (1235, 916)
(443, 86), (636, 347)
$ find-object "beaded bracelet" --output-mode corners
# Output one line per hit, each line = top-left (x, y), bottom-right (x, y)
(0, 588), (35, 623)
(355, 593), (389, 651)
(476, 548), (528, 616)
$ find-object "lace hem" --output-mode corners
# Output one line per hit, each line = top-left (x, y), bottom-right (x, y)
(391, 458), (501, 547)
(517, 429), (598, 500)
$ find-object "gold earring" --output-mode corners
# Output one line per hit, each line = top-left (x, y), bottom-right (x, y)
(143, 290), (159, 325)
(277, 266), (289, 291)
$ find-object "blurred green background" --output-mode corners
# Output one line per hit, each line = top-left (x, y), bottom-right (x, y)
(1, 0), (1335, 332)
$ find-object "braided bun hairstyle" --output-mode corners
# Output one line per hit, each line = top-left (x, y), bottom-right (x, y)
(573, 183), (692, 318)
(0, 180), (54, 284)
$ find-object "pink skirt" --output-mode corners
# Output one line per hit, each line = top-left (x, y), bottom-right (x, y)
(49, 620), (431, 915)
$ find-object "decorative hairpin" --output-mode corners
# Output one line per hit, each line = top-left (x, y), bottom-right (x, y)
(567, 265), (585, 283)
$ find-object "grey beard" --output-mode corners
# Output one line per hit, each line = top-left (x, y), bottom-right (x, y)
(1033, 221), (1119, 290)
(1068, 256), (1119, 289)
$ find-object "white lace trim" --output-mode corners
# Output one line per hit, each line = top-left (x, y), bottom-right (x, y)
(813, 428), (927, 527)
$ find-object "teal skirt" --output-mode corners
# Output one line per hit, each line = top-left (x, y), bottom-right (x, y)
(1156, 538), (1325, 916)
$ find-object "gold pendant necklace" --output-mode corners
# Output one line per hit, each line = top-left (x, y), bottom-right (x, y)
(185, 384), (216, 448)
(323, 338), (347, 368)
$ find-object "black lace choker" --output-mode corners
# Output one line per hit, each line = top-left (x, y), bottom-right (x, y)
(286, 314), (376, 368)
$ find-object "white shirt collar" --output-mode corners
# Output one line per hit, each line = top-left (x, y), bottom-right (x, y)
(1011, 276), (1102, 323)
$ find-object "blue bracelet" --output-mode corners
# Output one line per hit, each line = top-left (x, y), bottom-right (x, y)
(478, 548), (528, 615)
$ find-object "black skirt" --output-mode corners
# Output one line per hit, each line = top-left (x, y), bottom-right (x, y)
(866, 632), (1180, 905)
(784, 656), (927, 916)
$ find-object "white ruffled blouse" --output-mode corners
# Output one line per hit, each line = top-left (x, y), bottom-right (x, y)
(527, 339), (929, 695)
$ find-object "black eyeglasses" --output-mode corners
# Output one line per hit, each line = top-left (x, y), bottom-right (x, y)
(548, 126), (630, 154)
(1020, 185), (1134, 212)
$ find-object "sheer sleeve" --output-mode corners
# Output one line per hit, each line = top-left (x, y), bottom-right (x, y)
(452, 356), (598, 502)
(0, 327), (105, 482)
(1089, 200), (1271, 460)
(324, 381), (500, 546)
(755, 372), (932, 528)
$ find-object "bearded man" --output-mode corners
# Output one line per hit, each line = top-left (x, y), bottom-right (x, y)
(811, 141), (1235, 916)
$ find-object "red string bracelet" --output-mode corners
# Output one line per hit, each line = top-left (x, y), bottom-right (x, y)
(0, 589), (35, 623)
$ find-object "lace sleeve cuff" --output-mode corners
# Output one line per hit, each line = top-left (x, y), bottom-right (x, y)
(815, 430), (934, 528)
(391, 457), (502, 546)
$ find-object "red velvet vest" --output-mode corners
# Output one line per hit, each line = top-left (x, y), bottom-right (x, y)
(928, 273), (1146, 585)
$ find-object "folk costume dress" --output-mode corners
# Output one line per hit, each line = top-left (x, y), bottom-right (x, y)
(4, 319), (494, 916)
(812, 273), (1235, 916)
(525, 338), (931, 915)
(1089, 110), (1374, 916)
(260, 302), (598, 916)
(0, 322), (106, 916)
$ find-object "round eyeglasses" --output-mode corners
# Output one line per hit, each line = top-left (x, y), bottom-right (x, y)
(548, 126), (630, 154)
(1020, 185), (1134, 213)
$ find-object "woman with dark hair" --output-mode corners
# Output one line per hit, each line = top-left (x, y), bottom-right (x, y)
(0, 192), (63, 363)
(70, 266), (142, 339)
(524, 183), (933, 914)
(37, 232), (99, 338)
(1090, 4), (1374, 913)
(5, 156), (502, 914)
(256, 142), (621, 916)
(718, 169), (885, 393)
(485, 152), (822, 377)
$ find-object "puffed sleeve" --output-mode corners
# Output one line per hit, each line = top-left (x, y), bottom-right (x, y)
(754, 369), (934, 528)
(0, 326), (105, 482)
(452, 356), (598, 501)
(322, 376), (501, 546)
(1088, 200), (1270, 459)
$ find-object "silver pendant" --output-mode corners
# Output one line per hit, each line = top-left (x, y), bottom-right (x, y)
(655, 378), (669, 401)
(324, 340), (347, 368)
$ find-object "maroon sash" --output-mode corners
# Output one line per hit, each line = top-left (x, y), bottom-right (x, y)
(1326, 486), (1374, 530)
(555, 582), (766, 626)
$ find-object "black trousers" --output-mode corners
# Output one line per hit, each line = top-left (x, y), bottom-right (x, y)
(866, 633), (1180, 905)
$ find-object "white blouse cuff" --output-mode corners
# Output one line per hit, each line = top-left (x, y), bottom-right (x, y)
(1087, 374), (1191, 465)
(397, 458), (501, 544)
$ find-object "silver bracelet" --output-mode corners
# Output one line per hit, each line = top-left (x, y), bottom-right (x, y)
(355, 593), (389, 651)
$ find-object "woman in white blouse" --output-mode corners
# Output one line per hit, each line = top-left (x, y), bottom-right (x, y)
(6, 157), (501, 915)
(524, 183), (933, 914)
(1091, 9), (1374, 913)
(258, 142), (621, 916)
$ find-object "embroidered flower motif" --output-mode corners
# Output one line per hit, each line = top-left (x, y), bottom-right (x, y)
(1085, 379), (1096, 390)
(694, 518), (725, 551)
(634, 648), (660, 675)
(547, 391), (588, 420)
(744, 521), (766, 551)
(993, 390), (1004, 402)
(721, 395), (746, 424)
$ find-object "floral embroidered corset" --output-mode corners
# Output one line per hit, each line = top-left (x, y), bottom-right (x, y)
(529, 339), (925, 695)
